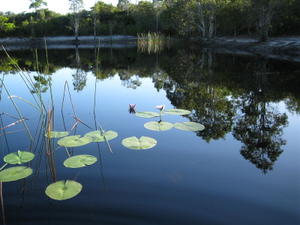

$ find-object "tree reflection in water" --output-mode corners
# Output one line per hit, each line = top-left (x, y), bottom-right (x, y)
(1, 47), (299, 172)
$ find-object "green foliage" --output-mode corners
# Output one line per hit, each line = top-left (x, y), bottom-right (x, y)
(0, 15), (15, 32)
(122, 136), (157, 150)
(0, 0), (298, 37)
(45, 131), (69, 139)
(144, 121), (173, 131)
(164, 109), (191, 115)
(63, 155), (97, 168)
(84, 130), (118, 142)
(135, 111), (160, 118)
(174, 122), (205, 132)
(29, 0), (48, 10)
(45, 180), (82, 200)
(4, 151), (35, 165)
(57, 135), (91, 147)
(0, 166), (33, 182)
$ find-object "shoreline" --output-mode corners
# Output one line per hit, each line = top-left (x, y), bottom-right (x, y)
(1, 35), (300, 62)
(0, 35), (137, 50)
(197, 37), (300, 62)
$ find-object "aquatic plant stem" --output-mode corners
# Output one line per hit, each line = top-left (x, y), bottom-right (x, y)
(0, 182), (5, 225)
(0, 164), (8, 171)
(1, 46), (41, 108)
(2, 83), (34, 142)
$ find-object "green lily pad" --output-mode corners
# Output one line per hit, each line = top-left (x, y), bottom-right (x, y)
(135, 112), (160, 118)
(144, 121), (173, 131)
(174, 122), (205, 132)
(4, 151), (35, 165)
(84, 130), (118, 142)
(0, 166), (33, 182)
(57, 135), (91, 148)
(63, 155), (97, 168)
(45, 131), (69, 139)
(122, 136), (157, 150)
(45, 180), (82, 201)
(164, 109), (191, 115)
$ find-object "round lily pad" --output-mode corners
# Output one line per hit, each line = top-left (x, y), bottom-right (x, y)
(144, 121), (173, 131)
(122, 136), (157, 150)
(45, 180), (82, 201)
(84, 130), (118, 142)
(4, 151), (35, 165)
(174, 122), (205, 132)
(57, 135), (91, 148)
(45, 131), (69, 139)
(63, 155), (97, 168)
(0, 166), (33, 182)
(164, 109), (191, 115)
(135, 112), (160, 118)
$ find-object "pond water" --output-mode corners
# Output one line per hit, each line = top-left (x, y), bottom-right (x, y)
(0, 46), (299, 225)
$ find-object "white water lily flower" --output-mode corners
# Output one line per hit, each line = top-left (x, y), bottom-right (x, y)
(155, 105), (165, 111)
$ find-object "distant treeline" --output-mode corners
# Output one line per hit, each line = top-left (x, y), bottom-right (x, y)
(0, 0), (299, 40)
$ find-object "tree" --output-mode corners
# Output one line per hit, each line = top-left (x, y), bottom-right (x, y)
(29, 0), (47, 11)
(118, 0), (130, 14)
(0, 15), (15, 33)
(153, 0), (163, 32)
(250, 0), (294, 41)
(69, 0), (84, 42)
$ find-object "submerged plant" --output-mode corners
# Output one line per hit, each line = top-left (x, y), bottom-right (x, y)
(45, 180), (82, 201)
(122, 136), (157, 150)
(63, 155), (97, 168)
(4, 151), (35, 165)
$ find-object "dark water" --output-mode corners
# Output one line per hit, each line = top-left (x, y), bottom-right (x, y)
(0, 46), (300, 225)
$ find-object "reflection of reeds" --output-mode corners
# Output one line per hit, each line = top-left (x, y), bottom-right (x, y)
(137, 32), (171, 54)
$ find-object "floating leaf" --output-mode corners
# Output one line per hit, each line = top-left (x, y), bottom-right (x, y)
(0, 166), (32, 182)
(164, 109), (191, 115)
(135, 112), (160, 118)
(122, 136), (157, 150)
(57, 135), (91, 148)
(4, 151), (35, 165)
(45, 131), (69, 139)
(63, 155), (97, 168)
(144, 121), (173, 131)
(45, 180), (82, 201)
(174, 122), (205, 132)
(84, 130), (118, 142)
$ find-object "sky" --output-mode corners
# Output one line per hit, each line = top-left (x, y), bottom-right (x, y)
(0, 0), (145, 14)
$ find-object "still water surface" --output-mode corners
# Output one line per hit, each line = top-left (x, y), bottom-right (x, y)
(0, 47), (299, 225)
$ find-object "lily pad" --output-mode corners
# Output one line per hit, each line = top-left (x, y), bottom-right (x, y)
(58, 135), (91, 148)
(45, 131), (69, 139)
(122, 136), (157, 150)
(164, 109), (191, 115)
(0, 166), (33, 182)
(4, 151), (35, 165)
(45, 180), (82, 201)
(174, 122), (205, 132)
(144, 121), (173, 131)
(135, 112), (160, 118)
(84, 130), (118, 142)
(63, 155), (97, 168)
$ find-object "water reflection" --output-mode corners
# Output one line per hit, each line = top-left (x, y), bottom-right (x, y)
(0, 47), (300, 173)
